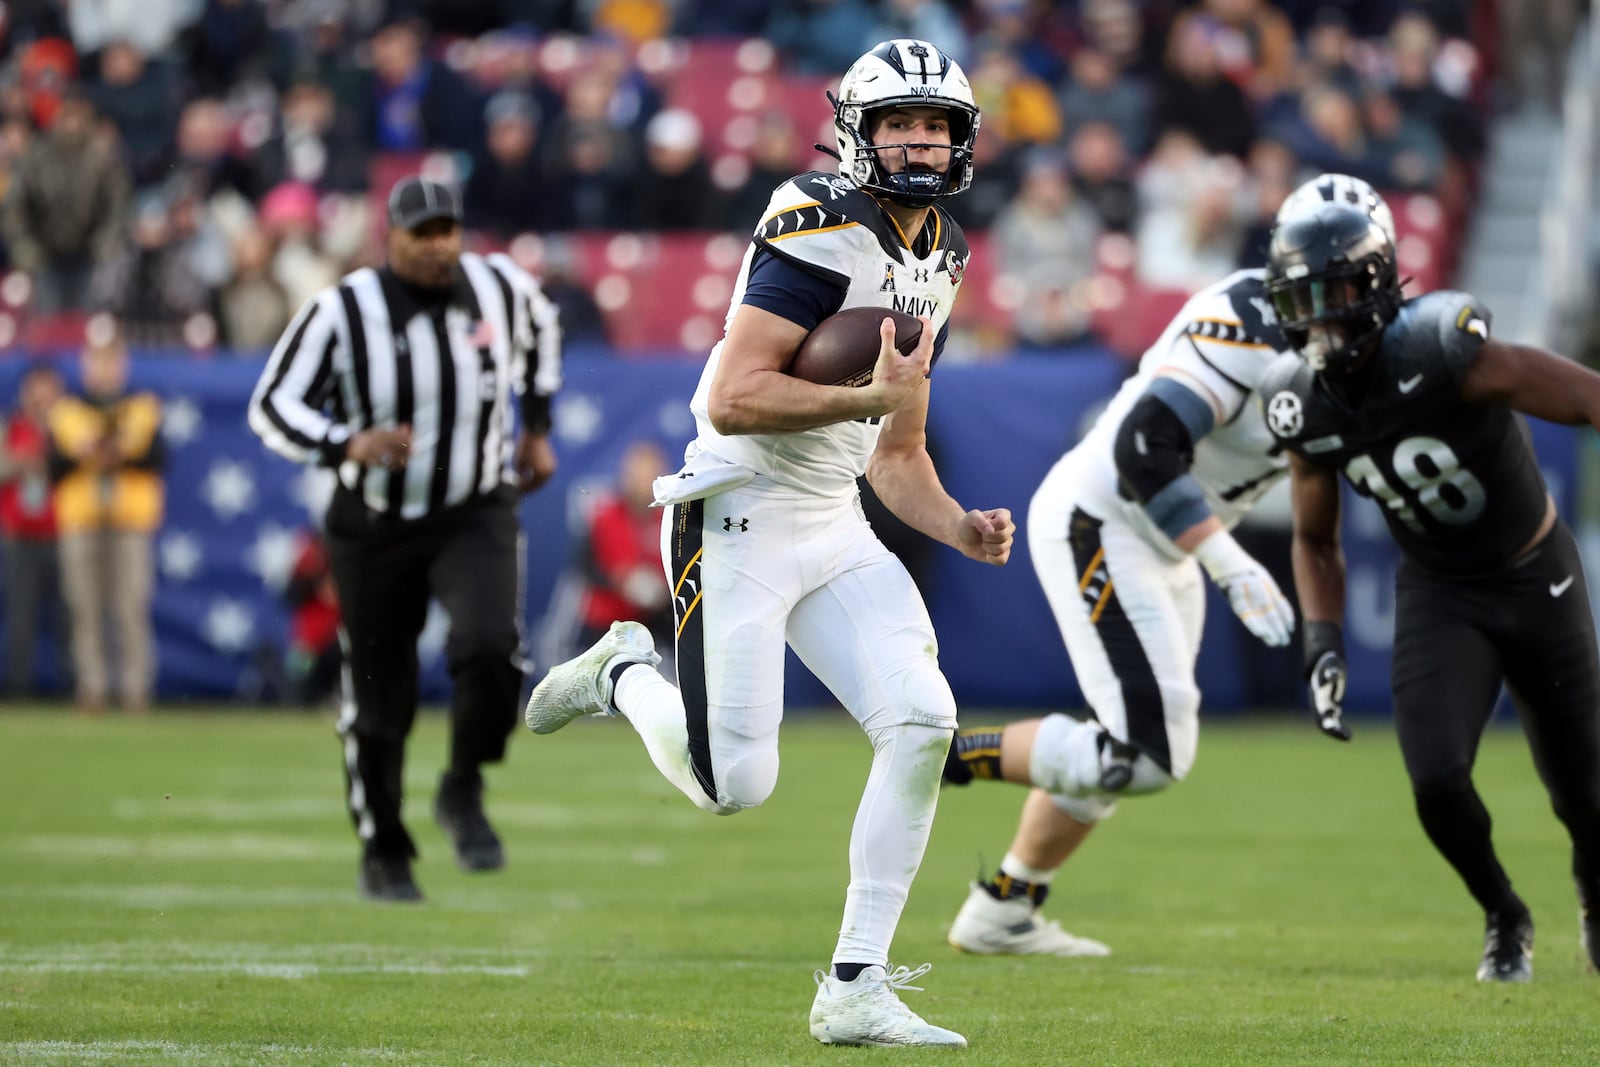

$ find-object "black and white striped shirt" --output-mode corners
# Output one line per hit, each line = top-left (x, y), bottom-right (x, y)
(249, 251), (561, 520)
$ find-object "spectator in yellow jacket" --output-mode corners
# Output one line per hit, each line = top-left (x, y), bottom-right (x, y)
(48, 334), (164, 713)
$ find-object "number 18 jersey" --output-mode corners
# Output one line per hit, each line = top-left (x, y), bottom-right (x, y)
(1260, 290), (1550, 576)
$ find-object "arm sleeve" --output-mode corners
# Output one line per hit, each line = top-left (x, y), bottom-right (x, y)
(740, 246), (848, 331)
(247, 295), (350, 467)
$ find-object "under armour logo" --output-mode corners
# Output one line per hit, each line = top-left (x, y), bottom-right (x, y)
(912, 267), (929, 283)
(723, 517), (749, 532)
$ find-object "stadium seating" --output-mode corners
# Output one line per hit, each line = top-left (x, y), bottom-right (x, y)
(356, 22), (1482, 359)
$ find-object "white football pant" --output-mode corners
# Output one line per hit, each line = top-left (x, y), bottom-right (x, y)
(609, 474), (957, 968)
(1026, 448), (1205, 822)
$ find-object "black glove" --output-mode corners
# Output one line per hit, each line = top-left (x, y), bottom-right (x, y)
(1303, 620), (1351, 741)
(1307, 650), (1351, 741)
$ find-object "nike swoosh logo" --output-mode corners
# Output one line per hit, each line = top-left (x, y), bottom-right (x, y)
(1551, 576), (1575, 597)
(972, 922), (1033, 947)
(1399, 374), (1424, 393)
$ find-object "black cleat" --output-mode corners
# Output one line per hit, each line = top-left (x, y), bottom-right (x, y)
(358, 852), (423, 902)
(435, 772), (505, 872)
(1581, 905), (1600, 974)
(1476, 911), (1534, 982)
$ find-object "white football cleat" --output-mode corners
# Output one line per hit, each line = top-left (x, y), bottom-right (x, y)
(809, 963), (965, 1047)
(524, 621), (660, 735)
(947, 883), (1111, 957)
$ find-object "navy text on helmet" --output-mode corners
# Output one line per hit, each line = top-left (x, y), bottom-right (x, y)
(832, 39), (980, 208)
(1266, 202), (1403, 373)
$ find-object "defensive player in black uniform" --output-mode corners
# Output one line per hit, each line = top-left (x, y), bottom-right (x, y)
(1260, 201), (1600, 982)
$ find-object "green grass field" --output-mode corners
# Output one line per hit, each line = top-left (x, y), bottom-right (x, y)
(1, 708), (1597, 1066)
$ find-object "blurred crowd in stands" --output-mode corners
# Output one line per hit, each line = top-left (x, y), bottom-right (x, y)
(0, 0), (1531, 357)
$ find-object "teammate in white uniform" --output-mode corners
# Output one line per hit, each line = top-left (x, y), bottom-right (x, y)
(524, 40), (1012, 1047)
(942, 175), (1394, 958)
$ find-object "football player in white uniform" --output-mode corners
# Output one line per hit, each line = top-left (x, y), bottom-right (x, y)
(524, 40), (1010, 1047)
(941, 175), (1395, 958)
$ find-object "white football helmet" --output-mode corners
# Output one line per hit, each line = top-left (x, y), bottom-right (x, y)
(1275, 172), (1397, 245)
(831, 39), (980, 207)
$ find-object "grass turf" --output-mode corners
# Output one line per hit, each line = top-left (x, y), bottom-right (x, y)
(0, 708), (1597, 1065)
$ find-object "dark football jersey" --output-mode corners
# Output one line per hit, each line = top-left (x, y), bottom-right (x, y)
(1260, 291), (1550, 576)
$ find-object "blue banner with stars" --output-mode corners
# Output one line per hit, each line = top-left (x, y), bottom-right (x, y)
(0, 349), (1581, 714)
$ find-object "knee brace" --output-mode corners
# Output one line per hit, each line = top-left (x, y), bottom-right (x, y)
(1028, 714), (1177, 794)
(1116, 746), (1179, 796)
(1031, 713), (1177, 806)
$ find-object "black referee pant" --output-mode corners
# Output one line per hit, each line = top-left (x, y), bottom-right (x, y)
(325, 485), (524, 859)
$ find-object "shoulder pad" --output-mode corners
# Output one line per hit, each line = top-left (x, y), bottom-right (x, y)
(1386, 290), (1492, 384)
(1166, 272), (1290, 394)
(755, 172), (882, 286)
(1258, 354), (1316, 443)
(1221, 272), (1289, 350)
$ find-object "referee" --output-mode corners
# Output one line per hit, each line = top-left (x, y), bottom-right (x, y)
(248, 175), (562, 902)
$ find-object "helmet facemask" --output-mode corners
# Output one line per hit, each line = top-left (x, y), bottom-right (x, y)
(831, 40), (980, 208)
(1268, 257), (1399, 373)
(1267, 203), (1403, 374)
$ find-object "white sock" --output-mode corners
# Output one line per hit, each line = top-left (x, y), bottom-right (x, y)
(831, 722), (950, 966)
(613, 665), (721, 813)
(999, 851), (1057, 885)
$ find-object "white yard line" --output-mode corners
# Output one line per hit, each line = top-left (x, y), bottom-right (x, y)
(15, 834), (352, 860)
(1, 960), (532, 977)
(0, 942), (538, 978)
(105, 795), (704, 830)
(0, 882), (599, 913)
(0, 884), (358, 907)
(110, 797), (334, 822)
(1, 1040), (419, 1065)
(8, 834), (670, 867)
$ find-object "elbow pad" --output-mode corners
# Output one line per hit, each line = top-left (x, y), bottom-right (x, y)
(1113, 382), (1218, 541)
(1114, 392), (1199, 503)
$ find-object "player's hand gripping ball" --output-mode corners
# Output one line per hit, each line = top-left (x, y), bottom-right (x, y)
(786, 307), (923, 387)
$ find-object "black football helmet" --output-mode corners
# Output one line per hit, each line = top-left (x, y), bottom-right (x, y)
(1266, 202), (1402, 373)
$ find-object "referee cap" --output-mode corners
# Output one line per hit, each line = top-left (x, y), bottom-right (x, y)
(387, 175), (463, 231)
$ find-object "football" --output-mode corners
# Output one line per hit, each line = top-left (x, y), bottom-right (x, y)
(786, 307), (923, 388)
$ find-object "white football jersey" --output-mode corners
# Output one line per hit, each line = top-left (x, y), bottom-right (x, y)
(686, 171), (968, 496)
(1075, 269), (1295, 558)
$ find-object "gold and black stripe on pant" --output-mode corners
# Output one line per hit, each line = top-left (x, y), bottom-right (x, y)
(668, 498), (718, 803)
(1067, 507), (1173, 773)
